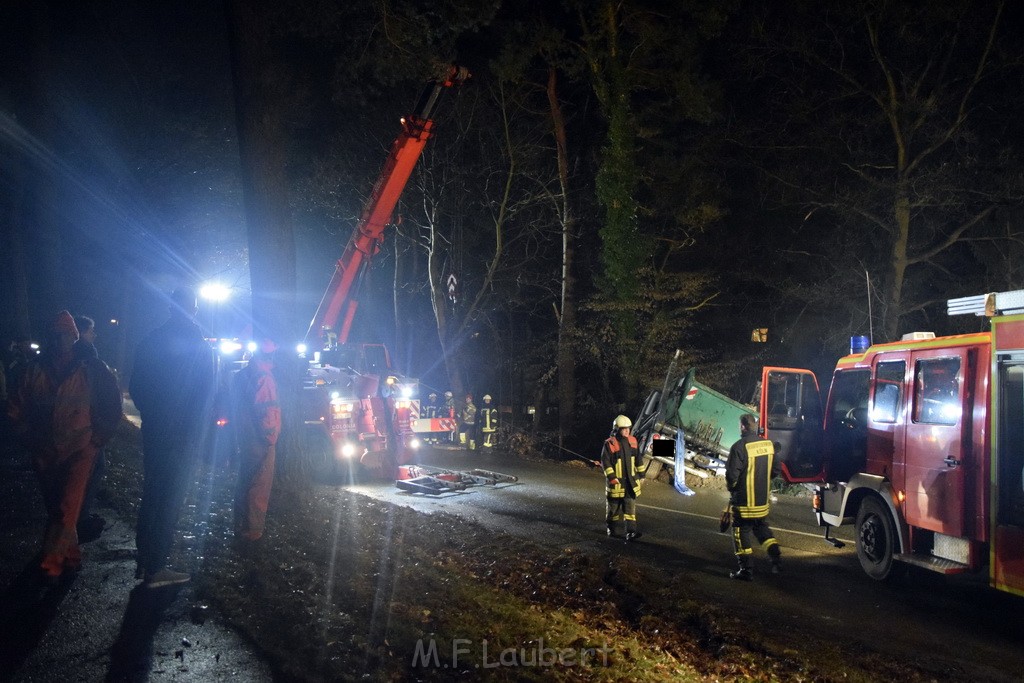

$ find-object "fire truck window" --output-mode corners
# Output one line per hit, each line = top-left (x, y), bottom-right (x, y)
(873, 384), (900, 423)
(997, 361), (1024, 526)
(872, 361), (905, 423)
(913, 357), (960, 425)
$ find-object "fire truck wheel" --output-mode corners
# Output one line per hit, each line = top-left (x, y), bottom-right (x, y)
(855, 495), (898, 581)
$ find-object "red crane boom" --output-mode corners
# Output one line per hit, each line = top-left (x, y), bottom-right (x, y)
(306, 65), (470, 346)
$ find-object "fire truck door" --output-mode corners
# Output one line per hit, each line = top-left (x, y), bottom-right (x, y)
(992, 317), (1024, 596)
(759, 367), (824, 482)
(903, 348), (970, 537)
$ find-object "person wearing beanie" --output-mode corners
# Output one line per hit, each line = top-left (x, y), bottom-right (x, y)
(7, 310), (122, 583)
(129, 288), (215, 588)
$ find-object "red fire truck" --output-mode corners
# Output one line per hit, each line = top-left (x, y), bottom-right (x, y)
(302, 65), (469, 475)
(759, 290), (1024, 595)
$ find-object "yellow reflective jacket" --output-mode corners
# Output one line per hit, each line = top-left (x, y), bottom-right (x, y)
(601, 434), (647, 498)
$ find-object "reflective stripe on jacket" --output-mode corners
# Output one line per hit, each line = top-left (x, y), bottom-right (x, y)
(480, 406), (497, 433)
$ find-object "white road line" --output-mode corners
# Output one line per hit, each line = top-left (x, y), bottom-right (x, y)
(637, 503), (855, 544)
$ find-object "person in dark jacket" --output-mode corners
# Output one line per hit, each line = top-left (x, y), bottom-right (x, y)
(601, 414), (648, 541)
(231, 339), (282, 543)
(8, 311), (122, 583)
(129, 288), (215, 588)
(725, 413), (782, 580)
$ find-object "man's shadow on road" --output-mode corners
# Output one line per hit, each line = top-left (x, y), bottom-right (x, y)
(0, 561), (76, 679)
(105, 582), (184, 682)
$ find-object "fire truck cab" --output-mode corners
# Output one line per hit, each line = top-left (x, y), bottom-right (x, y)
(759, 290), (1024, 596)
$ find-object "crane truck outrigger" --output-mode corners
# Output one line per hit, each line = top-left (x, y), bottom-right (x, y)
(302, 65), (469, 477)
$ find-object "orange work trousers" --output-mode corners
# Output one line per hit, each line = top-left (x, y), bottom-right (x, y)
(34, 443), (99, 578)
(235, 442), (276, 541)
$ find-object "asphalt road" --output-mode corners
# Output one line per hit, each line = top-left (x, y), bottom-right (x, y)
(347, 445), (1024, 682)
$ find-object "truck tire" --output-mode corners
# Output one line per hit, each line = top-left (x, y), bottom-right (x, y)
(855, 495), (898, 581)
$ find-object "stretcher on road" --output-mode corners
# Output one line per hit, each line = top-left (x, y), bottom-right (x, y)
(395, 464), (518, 495)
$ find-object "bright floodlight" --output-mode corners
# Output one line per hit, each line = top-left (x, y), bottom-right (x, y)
(219, 340), (242, 355)
(401, 386), (413, 399)
(246, 340), (258, 353)
(296, 343), (308, 355)
(199, 282), (231, 302)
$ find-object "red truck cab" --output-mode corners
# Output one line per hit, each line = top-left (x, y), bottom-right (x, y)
(758, 290), (1024, 595)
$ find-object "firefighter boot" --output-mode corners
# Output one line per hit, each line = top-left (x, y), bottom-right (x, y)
(769, 545), (782, 574)
(468, 439), (476, 450)
(729, 557), (753, 581)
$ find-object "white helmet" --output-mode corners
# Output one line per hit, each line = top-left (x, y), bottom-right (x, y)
(613, 415), (632, 429)
(444, 391), (453, 398)
(428, 392), (437, 398)
(483, 394), (492, 401)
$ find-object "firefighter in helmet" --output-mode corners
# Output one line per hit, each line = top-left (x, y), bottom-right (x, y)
(423, 392), (439, 443)
(725, 413), (782, 580)
(460, 393), (477, 450)
(479, 394), (498, 448)
(601, 414), (648, 540)
(443, 391), (456, 442)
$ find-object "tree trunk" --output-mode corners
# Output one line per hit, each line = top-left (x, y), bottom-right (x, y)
(548, 67), (577, 449)
(225, 0), (297, 343)
(426, 219), (463, 397)
(884, 188), (912, 341)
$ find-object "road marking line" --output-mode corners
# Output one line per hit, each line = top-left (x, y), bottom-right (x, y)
(637, 503), (855, 544)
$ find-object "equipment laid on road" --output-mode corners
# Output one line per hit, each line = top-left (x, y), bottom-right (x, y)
(395, 464), (518, 495)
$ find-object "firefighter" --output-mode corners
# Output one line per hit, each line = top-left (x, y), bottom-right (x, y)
(601, 414), (647, 540)
(460, 393), (477, 450)
(479, 394), (498, 448)
(423, 392), (439, 443)
(725, 413), (782, 580)
(443, 390), (456, 442)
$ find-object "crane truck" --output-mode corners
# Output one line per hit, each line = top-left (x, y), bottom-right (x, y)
(302, 65), (469, 477)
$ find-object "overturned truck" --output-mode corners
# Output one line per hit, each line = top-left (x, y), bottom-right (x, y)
(632, 352), (757, 486)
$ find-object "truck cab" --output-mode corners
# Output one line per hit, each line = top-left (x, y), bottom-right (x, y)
(760, 290), (1024, 595)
